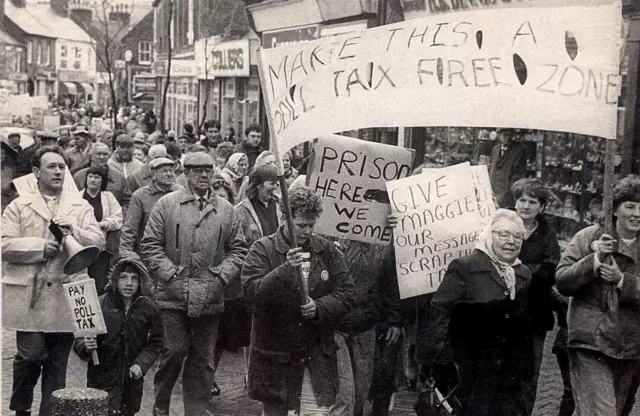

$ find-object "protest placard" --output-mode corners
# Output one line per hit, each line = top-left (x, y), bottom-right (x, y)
(386, 163), (487, 298)
(256, 2), (622, 158)
(307, 135), (414, 245)
(63, 279), (107, 364)
(31, 108), (44, 130)
(471, 165), (496, 226)
(63, 279), (107, 336)
(43, 115), (60, 132)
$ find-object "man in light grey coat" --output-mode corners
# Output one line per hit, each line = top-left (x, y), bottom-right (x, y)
(141, 152), (248, 416)
(2, 145), (104, 416)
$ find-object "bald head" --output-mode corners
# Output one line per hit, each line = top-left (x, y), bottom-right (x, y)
(90, 142), (111, 168)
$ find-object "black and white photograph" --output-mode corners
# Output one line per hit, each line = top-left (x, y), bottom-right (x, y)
(1, 0), (640, 415)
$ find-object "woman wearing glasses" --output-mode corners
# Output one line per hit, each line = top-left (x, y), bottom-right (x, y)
(511, 178), (562, 415)
(557, 175), (640, 416)
(422, 209), (535, 416)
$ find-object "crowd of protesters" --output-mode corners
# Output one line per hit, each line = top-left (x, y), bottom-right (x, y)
(2, 116), (640, 416)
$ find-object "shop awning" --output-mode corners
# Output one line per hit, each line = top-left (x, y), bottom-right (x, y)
(79, 83), (94, 94)
(60, 82), (78, 95)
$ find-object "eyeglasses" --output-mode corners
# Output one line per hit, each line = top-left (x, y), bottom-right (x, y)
(211, 181), (225, 189)
(492, 230), (524, 243)
(189, 168), (214, 176)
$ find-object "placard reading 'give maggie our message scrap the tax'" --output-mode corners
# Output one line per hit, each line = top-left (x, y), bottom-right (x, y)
(386, 164), (491, 298)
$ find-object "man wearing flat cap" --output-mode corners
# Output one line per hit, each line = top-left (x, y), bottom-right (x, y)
(16, 132), (58, 177)
(108, 131), (144, 181)
(120, 157), (179, 256)
(141, 152), (248, 416)
(128, 144), (169, 194)
(65, 124), (93, 174)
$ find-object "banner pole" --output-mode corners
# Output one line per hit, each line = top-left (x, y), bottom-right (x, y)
(256, 47), (307, 304)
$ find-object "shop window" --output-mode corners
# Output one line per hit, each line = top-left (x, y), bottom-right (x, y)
(27, 40), (33, 64)
(35, 41), (42, 65)
(74, 47), (82, 69)
(139, 41), (152, 65)
(42, 42), (51, 67)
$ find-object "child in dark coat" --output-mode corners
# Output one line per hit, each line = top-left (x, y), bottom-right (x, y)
(73, 253), (164, 416)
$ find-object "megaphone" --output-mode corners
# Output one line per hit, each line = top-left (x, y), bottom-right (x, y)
(49, 221), (100, 274)
(63, 235), (100, 274)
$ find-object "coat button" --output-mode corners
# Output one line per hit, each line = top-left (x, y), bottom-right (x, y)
(46, 282), (52, 287)
(298, 323), (303, 327)
(504, 290), (509, 296)
(505, 313), (509, 319)
(301, 358), (305, 363)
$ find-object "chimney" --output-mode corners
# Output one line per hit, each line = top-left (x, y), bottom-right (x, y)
(70, 8), (93, 26)
(51, 0), (69, 17)
(10, 0), (26, 7)
(109, 3), (131, 25)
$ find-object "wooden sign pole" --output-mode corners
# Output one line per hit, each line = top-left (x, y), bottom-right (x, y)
(256, 47), (307, 304)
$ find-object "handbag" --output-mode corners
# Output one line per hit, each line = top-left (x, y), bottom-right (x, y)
(414, 364), (462, 416)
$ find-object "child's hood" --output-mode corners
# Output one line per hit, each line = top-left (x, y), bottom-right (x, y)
(105, 252), (155, 297)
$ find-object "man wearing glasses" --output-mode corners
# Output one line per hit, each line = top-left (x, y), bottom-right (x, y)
(141, 152), (248, 416)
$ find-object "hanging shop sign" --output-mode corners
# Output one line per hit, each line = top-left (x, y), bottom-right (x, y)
(197, 39), (250, 79)
(58, 70), (96, 83)
(262, 25), (320, 49)
(400, 0), (616, 20)
(320, 20), (368, 38)
(154, 60), (198, 78)
(133, 75), (158, 94)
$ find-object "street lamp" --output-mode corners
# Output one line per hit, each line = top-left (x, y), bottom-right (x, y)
(124, 49), (133, 105)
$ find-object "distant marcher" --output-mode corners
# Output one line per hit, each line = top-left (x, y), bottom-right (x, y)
(128, 144), (168, 194)
(235, 125), (264, 170)
(119, 157), (178, 256)
(133, 144), (150, 164)
(220, 153), (250, 202)
(108, 132), (144, 180)
(80, 166), (123, 295)
(283, 151), (299, 189)
(65, 125), (93, 174)
(489, 129), (528, 209)
(511, 178), (561, 416)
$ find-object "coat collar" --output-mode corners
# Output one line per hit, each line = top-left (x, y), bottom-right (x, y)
(146, 182), (178, 196)
(467, 249), (530, 288)
(178, 185), (218, 212)
(25, 190), (86, 221)
(274, 226), (324, 255)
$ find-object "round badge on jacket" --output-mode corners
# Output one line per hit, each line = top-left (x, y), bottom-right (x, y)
(321, 270), (330, 281)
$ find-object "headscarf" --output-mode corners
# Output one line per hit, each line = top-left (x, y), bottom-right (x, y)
(474, 220), (522, 300)
(224, 153), (247, 180)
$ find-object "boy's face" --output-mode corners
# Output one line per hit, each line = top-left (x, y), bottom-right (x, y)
(117, 271), (140, 300)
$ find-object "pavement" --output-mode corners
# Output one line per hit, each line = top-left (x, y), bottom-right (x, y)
(3, 326), (640, 416)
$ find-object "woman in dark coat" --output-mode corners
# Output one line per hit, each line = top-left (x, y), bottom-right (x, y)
(422, 209), (535, 416)
(510, 178), (561, 415)
(74, 253), (164, 416)
(241, 185), (356, 416)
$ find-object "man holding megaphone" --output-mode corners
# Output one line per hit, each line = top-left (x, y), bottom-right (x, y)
(2, 145), (104, 416)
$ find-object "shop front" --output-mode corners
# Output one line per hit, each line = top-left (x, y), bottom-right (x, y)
(154, 58), (198, 131)
(132, 74), (157, 110)
(196, 37), (260, 140)
(57, 69), (96, 105)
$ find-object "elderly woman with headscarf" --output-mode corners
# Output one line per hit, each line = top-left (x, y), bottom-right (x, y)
(419, 209), (534, 416)
(220, 152), (249, 202)
(557, 175), (640, 416)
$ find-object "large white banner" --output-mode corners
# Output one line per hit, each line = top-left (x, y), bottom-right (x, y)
(256, 3), (623, 160)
